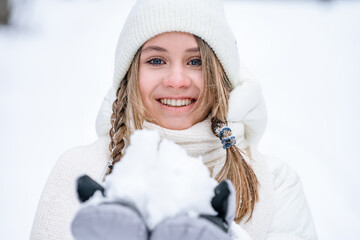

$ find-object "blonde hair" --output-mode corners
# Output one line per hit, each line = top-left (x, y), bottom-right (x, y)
(108, 36), (259, 223)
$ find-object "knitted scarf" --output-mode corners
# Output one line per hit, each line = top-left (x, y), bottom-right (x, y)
(140, 118), (246, 176)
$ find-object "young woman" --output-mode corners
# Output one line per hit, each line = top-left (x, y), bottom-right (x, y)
(31, 0), (318, 239)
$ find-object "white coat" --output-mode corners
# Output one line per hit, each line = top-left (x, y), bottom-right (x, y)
(30, 136), (318, 240)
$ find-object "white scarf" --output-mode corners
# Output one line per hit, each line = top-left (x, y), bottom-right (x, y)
(141, 118), (247, 176)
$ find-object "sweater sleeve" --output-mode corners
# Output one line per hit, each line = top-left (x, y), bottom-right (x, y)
(30, 149), (81, 240)
(30, 138), (109, 240)
(266, 157), (318, 240)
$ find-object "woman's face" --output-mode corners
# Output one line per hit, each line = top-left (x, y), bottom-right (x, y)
(139, 32), (209, 130)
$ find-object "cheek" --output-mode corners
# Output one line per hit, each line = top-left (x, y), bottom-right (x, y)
(138, 66), (165, 98)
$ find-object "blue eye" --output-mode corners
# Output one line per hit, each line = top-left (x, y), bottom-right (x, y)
(147, 58), (164, 65)
(189, 59), (202, 66)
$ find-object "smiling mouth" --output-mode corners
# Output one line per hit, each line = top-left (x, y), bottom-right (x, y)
(158, 98), (195, 107)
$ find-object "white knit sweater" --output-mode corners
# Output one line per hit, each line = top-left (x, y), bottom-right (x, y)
(30, 134), (317, 240)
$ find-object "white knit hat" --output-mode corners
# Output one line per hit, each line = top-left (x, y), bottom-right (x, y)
(113, 0), (241, 90)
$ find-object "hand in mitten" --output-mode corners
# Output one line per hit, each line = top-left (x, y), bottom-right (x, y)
(150, 179), (236, 240)
(71, 176), (236, 240)
(71, 175), (149, 240)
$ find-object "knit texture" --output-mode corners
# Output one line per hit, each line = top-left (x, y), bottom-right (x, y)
(113, 0), (240, 92)
(140, 119), (247, 175)
(30, 137), (111, 240)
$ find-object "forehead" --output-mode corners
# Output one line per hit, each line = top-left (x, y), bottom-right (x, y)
(142, 32), (198, 50)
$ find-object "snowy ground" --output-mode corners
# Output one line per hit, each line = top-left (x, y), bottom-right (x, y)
(0, 0), (359, 239)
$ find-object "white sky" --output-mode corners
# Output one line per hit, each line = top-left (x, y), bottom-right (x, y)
(0, 0), (359, 239)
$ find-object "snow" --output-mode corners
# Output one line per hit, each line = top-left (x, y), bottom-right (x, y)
(87, 130), (217, 230)
(1, 0), (359, 239)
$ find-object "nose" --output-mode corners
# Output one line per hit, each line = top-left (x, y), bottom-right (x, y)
(163, 65), (191, 89)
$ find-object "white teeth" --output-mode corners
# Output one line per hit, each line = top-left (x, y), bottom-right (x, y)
(159, 98), (193, 107)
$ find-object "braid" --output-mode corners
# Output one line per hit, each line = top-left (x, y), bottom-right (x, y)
(211, 118), (259, 223)
(107, 49), (142, 174)
(108, 77), (128, 174)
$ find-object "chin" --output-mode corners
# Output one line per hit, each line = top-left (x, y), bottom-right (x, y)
(158, 120), (195, 130)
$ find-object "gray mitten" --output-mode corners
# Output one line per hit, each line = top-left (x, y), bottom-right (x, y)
(72, 203), (148, 240)
(150, 215), (230, 240)
(150, 179), (236, 240)
(71, 175), (148, 240)
(71, 175), (236, 240)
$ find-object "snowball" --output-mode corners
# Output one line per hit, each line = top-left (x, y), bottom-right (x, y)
(102, 129), (217, 229)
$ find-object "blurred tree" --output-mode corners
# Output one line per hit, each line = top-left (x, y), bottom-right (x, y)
(0, 0), (11, 25)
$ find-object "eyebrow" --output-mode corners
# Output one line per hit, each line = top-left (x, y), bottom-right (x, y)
(141, 46), (167, 52)
(141, 46), (200, 53)
(185, 47), (200, 53)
